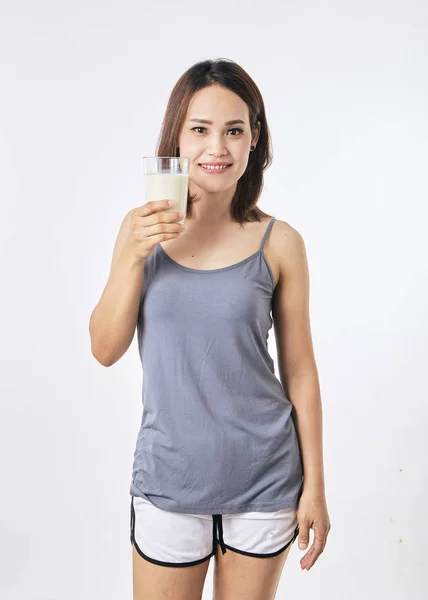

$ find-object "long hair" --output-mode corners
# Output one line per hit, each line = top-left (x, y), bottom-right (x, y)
(156, 58), (273, 224)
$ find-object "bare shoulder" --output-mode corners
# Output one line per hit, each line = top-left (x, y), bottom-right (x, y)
(266, 218), (307, 288)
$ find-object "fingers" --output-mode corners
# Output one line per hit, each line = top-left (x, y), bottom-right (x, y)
(143, 221), (185, 240)
(300, 535), (323, 570)
(299, 526), (329, 571)
(134, 199), (178, 218)
(133, 200), (184, 230)
(142, 210), (184, 228)
(298, 523), (310, 551)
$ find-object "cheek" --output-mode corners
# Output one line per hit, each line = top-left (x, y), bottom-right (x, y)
(179, 134), (200, 155)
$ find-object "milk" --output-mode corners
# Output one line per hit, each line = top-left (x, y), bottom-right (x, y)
(145, 173), (189, 225)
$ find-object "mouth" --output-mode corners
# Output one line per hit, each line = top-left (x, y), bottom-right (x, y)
(198, 163), (233, 174)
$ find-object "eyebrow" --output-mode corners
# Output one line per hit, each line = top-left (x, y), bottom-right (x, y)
(189, 118), (246, 126)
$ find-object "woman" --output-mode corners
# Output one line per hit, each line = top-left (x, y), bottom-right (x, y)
(90, 58), (331, 600)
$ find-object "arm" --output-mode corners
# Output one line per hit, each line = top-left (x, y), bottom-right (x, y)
(272, 223), (325, 492)
(89, 211), (145, 367)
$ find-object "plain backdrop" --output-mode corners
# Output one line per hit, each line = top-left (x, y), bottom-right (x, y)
(0, 1), (427, 598)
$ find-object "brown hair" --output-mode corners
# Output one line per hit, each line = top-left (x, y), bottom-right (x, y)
(155, 58), (273, 224)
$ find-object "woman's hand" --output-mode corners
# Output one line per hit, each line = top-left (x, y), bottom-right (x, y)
(296, 488), (331, 571)
(118, 200), (185, 266)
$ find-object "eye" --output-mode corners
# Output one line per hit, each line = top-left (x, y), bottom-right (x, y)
(191, 127), (244, 136)
(229, 128), (244, 135)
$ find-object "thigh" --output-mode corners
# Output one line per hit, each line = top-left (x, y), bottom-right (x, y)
(213, 507), (299, 600)
(213, 543), (291, 600)
(132, 543), (211, 600)
(130, 495), (213, 600)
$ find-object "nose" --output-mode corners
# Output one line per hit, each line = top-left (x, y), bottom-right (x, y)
(207, 134), (228, 157)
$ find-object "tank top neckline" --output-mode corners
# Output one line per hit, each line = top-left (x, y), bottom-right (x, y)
(157, 216), (276, 274)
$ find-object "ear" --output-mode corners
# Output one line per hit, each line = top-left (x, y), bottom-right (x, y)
(251, 120), (260, 148)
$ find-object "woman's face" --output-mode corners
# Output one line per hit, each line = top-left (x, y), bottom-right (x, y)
(178, 84), (259, 194)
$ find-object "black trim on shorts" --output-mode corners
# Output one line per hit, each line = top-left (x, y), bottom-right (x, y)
(130, 496), (299, 567)
(130, 496), (214, 568)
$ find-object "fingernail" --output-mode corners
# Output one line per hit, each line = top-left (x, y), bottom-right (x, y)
(168, 200), (175, 206)
(178, 211), (184, 217)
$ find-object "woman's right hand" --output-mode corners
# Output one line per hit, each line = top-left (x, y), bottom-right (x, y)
(117, 200), (185, 265)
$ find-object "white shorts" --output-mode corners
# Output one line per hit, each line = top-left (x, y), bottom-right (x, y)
(130, 495), (299, 567)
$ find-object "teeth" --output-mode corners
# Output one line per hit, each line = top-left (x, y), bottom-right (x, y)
(200, 164), (229, 170)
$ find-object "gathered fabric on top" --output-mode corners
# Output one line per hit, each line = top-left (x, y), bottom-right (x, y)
(129, 217), (304, 514)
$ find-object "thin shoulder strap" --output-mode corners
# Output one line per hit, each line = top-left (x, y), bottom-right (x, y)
(260, 217), (276, 252)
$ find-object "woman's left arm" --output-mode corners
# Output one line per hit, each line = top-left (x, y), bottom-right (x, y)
(271, 221), (331, 571)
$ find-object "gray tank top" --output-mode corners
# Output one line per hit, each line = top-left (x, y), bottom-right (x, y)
(129, 217), (304, 514)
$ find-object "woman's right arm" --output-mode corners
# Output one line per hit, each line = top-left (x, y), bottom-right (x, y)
(89, 243), (144, 367)
(89, 200), (183, 367)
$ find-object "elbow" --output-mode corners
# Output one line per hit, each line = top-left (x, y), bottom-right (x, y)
(89, 322), (116, 367)
(90, 336), (117, 367)
(91, 347), (115, 367)
(89, 324), (133, 367)
(90, 339), (129, 367)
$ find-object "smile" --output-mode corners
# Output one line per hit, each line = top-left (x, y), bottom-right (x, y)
(198, 164), (232, 173)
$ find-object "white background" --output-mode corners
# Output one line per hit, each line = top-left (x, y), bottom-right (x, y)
(0, 1), (427, 598)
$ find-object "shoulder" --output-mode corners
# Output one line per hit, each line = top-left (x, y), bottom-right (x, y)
(271, 218), (306, 253)
(270, 218), (307, 285)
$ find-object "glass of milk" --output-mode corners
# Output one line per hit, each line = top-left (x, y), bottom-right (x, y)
(143, 157), (189, 225)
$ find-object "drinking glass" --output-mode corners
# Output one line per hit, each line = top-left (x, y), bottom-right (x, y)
(143, 157), (189, 225)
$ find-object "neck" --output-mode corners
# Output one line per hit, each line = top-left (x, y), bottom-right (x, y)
(186, 181), (237, 226)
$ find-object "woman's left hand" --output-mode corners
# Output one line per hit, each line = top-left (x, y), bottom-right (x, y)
(296, 488), (331, 571)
